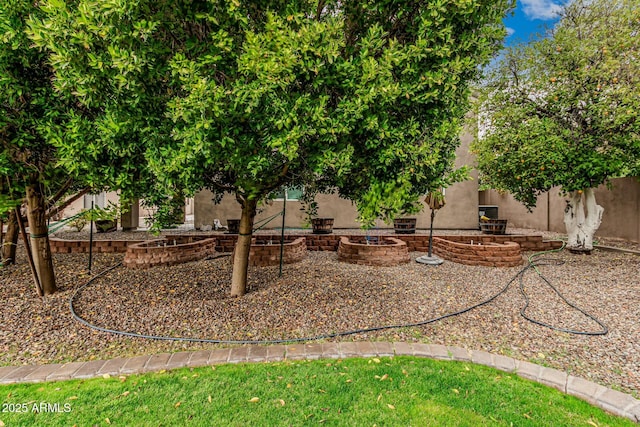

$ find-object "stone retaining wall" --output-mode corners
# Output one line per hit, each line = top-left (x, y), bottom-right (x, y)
(426, 235), (564, 252)
(337, 236), (410, 266)
(49, 233), (562, 268)
(123, 236), (216, 269)
(216, 234), (561, 253)
(247, 236), (307, 267)
(50, 238), (140, 253)
(432, 238), (523, 267)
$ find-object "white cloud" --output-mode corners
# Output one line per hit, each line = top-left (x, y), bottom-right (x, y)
(506, 27), (516, 36)
(521, 0), (564, 20)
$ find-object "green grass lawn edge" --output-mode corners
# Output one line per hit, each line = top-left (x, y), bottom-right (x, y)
(0, 356), (634, 426)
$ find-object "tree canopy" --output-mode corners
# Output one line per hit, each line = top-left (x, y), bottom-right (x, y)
(1, 0), (64, 211)
(472, 0), (640, 210)
(30, 0), (510, 219)
(1, 0), (89, 293)
(29, 0), (511, 294)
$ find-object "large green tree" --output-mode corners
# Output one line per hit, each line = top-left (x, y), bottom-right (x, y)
(31, 0), (510, 296)
(473, 0), (640, 252)
(0, 0), (90, 294)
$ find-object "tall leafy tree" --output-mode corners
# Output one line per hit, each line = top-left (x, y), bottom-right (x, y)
(1, 1), (103, 293)
(0, 0), (84, 293)
(31, 0), (510, 296)
(473, 0), (640, 252)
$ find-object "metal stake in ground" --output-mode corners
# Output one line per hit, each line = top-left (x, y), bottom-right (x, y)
(417, 189), (446, 266)
(15, 206), (43, 297)
(279, 190), (287, 277)
(88, 200), (94, 273)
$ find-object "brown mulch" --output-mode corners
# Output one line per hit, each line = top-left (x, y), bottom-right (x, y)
(1, 237), (639, 399)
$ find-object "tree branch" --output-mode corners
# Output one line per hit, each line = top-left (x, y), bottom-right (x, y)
(45, 178), (74, 209)
(46, 187), (90, 219)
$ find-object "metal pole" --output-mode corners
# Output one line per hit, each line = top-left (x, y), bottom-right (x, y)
(15, 207), (43, 297)
(428, 209), (436, 257)
(279, 190), (287, 277)
(0, 218), (4, 259)
(88, 200), (94, 273)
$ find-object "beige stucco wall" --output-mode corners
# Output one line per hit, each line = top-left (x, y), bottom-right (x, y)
(480, 177), (640, 242)
(194, 130), (480, 230)
(63, 192), (120, 217)
(62, 193), (160, 228)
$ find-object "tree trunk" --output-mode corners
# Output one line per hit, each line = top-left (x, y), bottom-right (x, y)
(2, 210), (19, 265)
(25, 183), (57, 295)
(563, 188), (604, 252)
(230, 198), (257, 297)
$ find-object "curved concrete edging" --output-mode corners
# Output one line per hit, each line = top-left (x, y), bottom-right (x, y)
(0, 342), (638, 422)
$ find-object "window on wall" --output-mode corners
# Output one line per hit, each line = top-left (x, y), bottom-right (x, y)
(274, 186), (303, 201)
(83, 192), (106, 209)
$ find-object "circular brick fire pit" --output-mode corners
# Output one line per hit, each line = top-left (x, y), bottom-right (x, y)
(123, 235), (217, 269)
(247, 236), (307, 267)
(337, 236), (410, 266)
(432, 237), (523, 267)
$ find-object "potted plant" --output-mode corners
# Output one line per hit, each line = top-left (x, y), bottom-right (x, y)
(393, 217), (417, 234)
(300, 190), (333, 234)
(226, 219), (241, 234)
(83, 202), (120, 233)
(68, 210), (88, 232)
(391, 192), (440, 234)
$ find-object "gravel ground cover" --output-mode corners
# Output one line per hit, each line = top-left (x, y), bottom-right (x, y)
(1, 232), (638, 399)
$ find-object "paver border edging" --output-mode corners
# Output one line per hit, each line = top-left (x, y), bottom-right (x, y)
(0, 343), (637, 422)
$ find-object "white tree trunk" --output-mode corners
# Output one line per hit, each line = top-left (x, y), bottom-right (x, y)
(563, 188), (604, 252)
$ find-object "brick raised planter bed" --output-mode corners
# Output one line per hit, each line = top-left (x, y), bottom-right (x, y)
(50, 237), (141, 254)
(123, 235), (216, 269)
(49, 233), (562, 268)
(432, 237), (523, 267)
(246, 236), (307, 267)
(337, 236), (410, 266)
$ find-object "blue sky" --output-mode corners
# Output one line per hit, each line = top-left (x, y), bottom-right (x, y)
(503, 0), (566, 47)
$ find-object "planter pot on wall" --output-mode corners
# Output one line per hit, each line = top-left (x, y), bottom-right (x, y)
(393, 218), (416, 234)
(480, 219), (508, 235)
(311, 218), (334, 234)
(95, 219), (117, 233)
(226, 219), (241, 234)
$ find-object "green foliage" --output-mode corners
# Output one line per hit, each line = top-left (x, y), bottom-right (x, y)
(24, 0), (172, 204)
(82, 201), (121, 222)
(142, 192), (186, 233)
(0, 357), (634, 426)
(297, 186), (319, 226)
(29, 0), (511, 224)
(472, 0), (640, 209)
(67, 210), (87, 232)
(0, 194), (20, 215)
(81, 203), (121, 232)
(0, 0), (70, 214)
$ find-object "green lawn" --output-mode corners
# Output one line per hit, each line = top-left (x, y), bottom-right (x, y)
(0, 356), (633, 426)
